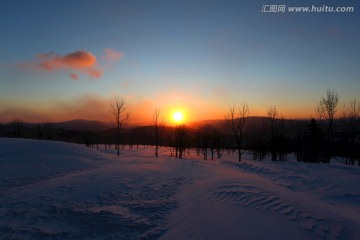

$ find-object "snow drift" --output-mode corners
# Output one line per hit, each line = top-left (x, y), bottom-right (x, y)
(0, 138), (359, 240)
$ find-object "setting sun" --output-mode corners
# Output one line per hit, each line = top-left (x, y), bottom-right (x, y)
(172, 111), (184, 123)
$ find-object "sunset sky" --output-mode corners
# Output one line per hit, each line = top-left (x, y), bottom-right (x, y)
(0, 0), (359, 125)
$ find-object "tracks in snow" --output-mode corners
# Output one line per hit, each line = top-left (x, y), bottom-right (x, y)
(207, 181), (352, 240)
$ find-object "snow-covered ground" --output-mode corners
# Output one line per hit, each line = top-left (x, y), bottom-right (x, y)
(0, 138), (359, 240)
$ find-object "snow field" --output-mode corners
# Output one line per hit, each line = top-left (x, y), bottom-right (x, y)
(0, 138), (359, 240)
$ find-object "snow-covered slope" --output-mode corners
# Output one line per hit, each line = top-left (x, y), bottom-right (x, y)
(0, 138), (106, 191)
(0, 138), (359, 240)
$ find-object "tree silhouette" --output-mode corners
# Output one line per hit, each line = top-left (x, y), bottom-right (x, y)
(266, 106), (287, 161)
(109, 97), (130, 156)
(316, 89), (339, 163)
(12, 119), (23, 138)
(299, 118), (325, 163)
(210, 127), (224, 160)
(341, 100), (360, 165)
(152, 109), (164, 157)
(316, 89), (339, 142)
(174, 124), (187, 159)
(198, 124), (211, 160)
(225, 104), (249, 162)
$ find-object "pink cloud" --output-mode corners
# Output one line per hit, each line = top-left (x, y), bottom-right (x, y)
(86, 69), (103, 79)
(20, 50), (102, 79)
(121, 82), (129, 88)
(102, 48), (125, 62)
(37, 51), (97, 71)
(17, 49), (125, 80)
(69, 73), (79, 80)
(327, 27), (340, 37)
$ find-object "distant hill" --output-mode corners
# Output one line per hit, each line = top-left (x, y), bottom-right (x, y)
(0, 117), (311, 146)
(2, 117), (310, 133)
(54, 119), (112, 132)
(188, 119), (225, 129)
(1, 119), (112, 133)
(189, 116), (303, 130)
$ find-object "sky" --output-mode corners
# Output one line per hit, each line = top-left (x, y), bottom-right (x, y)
(0, 0), (359, 125)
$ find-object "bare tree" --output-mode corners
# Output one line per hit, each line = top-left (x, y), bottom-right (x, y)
(198, 124), (211, 160)
(44, 123), (53, 140)
(109, 97), (130, 156)
(315, 89), (339, 163)
(266, 106), (287, 161)
(225, 104), (249, 162)
(12, 119), (23, 138)
(174, 124), (187, 159)
(152, 109), (165, 157)
(210, 127), (225, 160)
(341, 99), (360, 165)
(342, 99), (360, 138)
(36, 124), (43, 140)
(267, 107), (279, 137)
(267, 107), (279, 161)
(316, 89), (339, 142)
(166, 127), (175, 157)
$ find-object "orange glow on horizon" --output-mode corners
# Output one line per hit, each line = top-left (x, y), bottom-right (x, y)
(0, 93), (321, 124)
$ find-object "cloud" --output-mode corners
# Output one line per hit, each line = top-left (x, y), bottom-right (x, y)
(16, 48), (125, 80)
(102, 48), (125, 62)
(19, 50), (103, 80)
(69, 73), (79, 80)
(327, 27), (340, 38)
(87, 69), (103, 79)
(121, 81), (129, 88)
(36, 51), (97, 71)
(212, 85), (228, 99)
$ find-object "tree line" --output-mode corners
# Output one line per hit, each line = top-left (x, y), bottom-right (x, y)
(143, 89), (359, 165)
(1, 89), (359, 166)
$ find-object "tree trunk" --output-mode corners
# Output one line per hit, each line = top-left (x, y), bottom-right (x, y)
(238, 146), (242, 162)
(117, 126), (120, 156)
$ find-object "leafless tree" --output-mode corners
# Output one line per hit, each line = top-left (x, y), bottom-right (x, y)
(152, 109), (165, 157)
(36, 124), (43, 140)
(44, 123), (53, 140)
(210, 128), (225, 160)
(315, 89), (339, 163)
(225, 104), (249, 162)
(215, 135), (225, 159)
(266, 106), (284, 161)
(166, 127), (175, 157)
(267, 106), (280, 138)
(12, 119), (23, 138)
(198, 124), (211, 160)
(341, 99), (360, 165)
(174, 124), (187, 159)
(342, 99), (360, 137)
(316, 89), (339, 141)
(109, 97), (130, 156)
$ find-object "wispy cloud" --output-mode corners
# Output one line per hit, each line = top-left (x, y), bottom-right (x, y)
(102, 48), (124, 62)
(212, 85), (228, 99)
(69, 73), (79, 80)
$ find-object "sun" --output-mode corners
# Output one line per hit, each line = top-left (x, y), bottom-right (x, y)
(172, 111), (184, 123)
